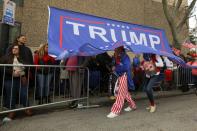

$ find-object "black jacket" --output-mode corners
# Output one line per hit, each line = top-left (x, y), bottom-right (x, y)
(6, 44), (33, 65)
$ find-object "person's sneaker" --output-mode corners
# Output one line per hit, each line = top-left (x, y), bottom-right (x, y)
(109, 96), (116, 100)
(77, 103), (83, 109)
(124, 106), (137, 112)
(146, 106), (151, 110)
(150, 105), (156, 113)
(107, 112), (118, 118)
(2, 117), (12, 123)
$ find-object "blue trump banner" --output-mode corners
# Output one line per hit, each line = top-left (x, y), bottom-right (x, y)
(47, 7), (191, 67)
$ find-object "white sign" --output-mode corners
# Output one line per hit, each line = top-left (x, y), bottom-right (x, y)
(2, 0), (16, 26)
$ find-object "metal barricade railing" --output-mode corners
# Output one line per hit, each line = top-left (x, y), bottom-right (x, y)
(0, 64), (90, 114)
(175, 65), (193, 87)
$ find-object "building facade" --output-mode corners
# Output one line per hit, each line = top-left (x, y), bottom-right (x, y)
(0, 0), (188, 54)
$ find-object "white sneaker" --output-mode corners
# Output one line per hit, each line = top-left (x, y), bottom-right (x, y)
(109, 96), (116, 100)
(146, 106), (151, 110)
(150, 105), (156, 113)
(124, 106), (136, 112)
(77, 103), (83, 108)
(107, 112), (118, 118)
(2, 117), (12, 123)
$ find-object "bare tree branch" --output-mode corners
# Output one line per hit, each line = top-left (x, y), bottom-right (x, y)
(173, 0), (176, 7)
(177, 0), (197, 32)
(172, 0), (183, 17)
(162, 0), (181, 48)
(162, 0), (197, 49)
(185, 19), (189, 29)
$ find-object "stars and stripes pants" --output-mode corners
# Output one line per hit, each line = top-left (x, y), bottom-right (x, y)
(111, 74), (136, 114)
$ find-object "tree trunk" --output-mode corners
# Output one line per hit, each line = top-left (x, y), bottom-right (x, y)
(162, 0), (197, 50)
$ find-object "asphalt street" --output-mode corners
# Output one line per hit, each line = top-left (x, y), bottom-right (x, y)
(1, 94), (197, 131)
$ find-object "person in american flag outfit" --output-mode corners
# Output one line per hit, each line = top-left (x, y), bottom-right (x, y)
(141, 53), (164, 113)
(107, 46), (136, 118)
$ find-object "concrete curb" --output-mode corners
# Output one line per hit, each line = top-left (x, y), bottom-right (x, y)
(89, 90), (195, 106)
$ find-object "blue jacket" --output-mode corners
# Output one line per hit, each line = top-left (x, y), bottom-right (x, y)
(115, 52), (135, 90)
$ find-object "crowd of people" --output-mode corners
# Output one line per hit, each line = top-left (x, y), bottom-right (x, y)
(0, 34), (196, 121)
(0, 35), (91, 122)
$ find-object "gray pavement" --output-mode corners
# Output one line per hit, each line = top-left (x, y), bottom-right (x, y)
(1, 91), (197, 131)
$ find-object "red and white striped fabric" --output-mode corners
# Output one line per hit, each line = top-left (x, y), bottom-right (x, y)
(182, 42), (197, 49)
(111, 73), (136, 114)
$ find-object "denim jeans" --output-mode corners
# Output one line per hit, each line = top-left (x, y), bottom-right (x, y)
(143, 75), (160, 103)
(4, 78), (28, 109)
(37, 73), (53, 98)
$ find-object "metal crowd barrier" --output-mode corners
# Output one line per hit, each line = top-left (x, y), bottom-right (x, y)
(0, 64), (90, 114)
(175, 65), (193, 87)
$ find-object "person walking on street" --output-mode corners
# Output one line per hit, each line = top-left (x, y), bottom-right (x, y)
(141, 54), (164, 113)
(107, 46), (136, 118)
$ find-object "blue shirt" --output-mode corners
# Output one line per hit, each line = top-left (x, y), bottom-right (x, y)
(115, 52), (135, 90)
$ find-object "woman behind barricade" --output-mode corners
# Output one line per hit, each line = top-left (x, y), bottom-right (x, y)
(107, 46), (136, 118)
(0, 44), (32, 122)
(6, 35), (33, 65)
(66, 56), (89, 108)
(141, 53), (164, 113)
(6, 35), (35, 97)
(34, 43), (55, 104)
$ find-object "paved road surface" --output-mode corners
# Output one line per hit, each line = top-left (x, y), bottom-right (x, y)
(1, 94), (197, 131)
